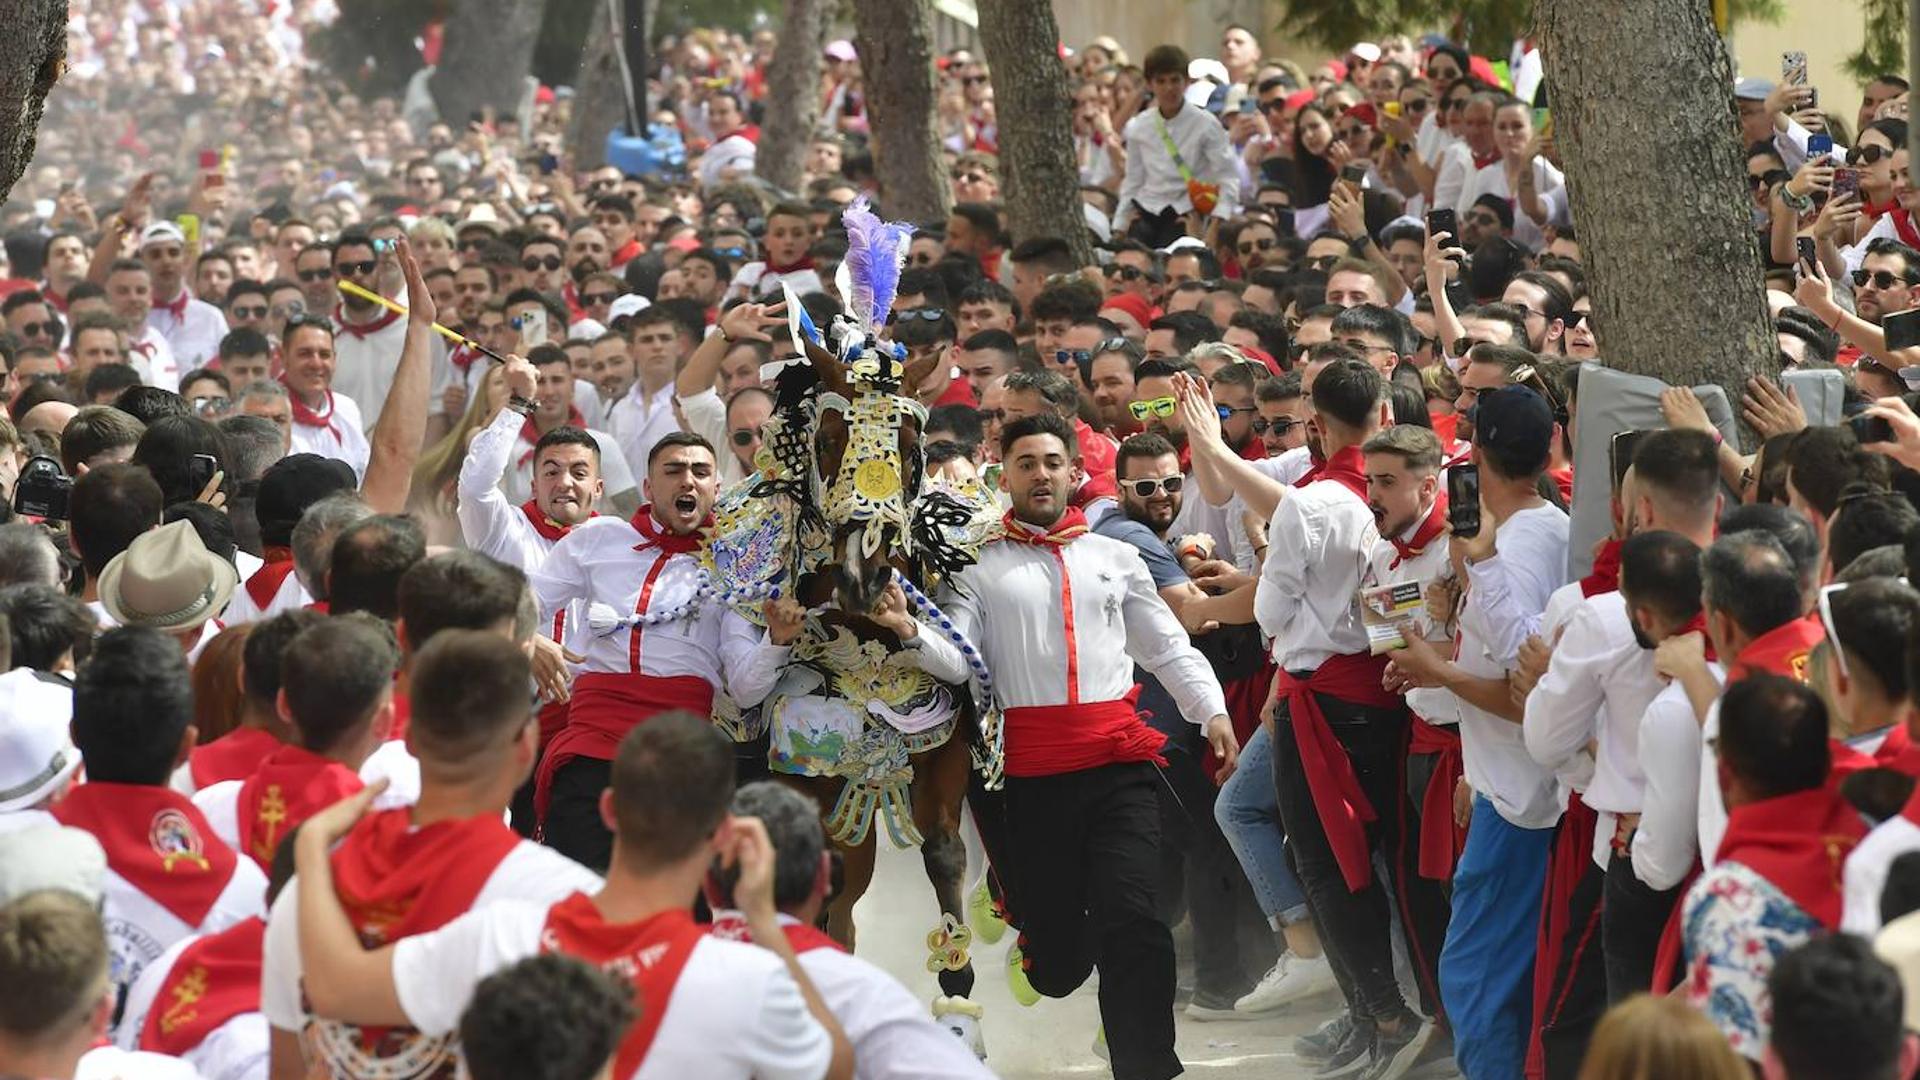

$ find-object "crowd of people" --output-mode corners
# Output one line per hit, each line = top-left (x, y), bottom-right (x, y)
(15, 3), (1920, 1080)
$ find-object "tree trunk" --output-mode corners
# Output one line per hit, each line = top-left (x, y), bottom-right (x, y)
(754, 0), (826, 196)
(850, 0), (949, 222)
(1539, 0), (1773, 431)
(567, 0), (647, 170)
(0, 0), (66, 203)
(430, 0), (550, 127)
(976, 0), (1093, 265)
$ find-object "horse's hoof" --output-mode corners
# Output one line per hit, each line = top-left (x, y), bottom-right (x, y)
(932, 995), (987, 1061)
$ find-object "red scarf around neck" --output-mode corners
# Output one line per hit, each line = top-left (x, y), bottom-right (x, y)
(707, 910), (844, 955)
(235, 744), (365, 869)
(188, 727), (284, 791)
(286, 387), (341, 439)
(1730, 617), (1826, 684)
(332, 808), (521, 947)
(1389, 495), (1449, 569)
(764, 254), (816, 275)
(1000, 507), (1090, 546)
(1877, 722), (1920, 776)
(244, 545), (297, 611)
(158, 287), (191, 321)
(448, 340), (485, 373)
(1309, 444), (1369, 502)
(540, 893), (708, 1079)
(51, 783), (237, 927)
(137, 916), (265, 1058)
(520, 500), (596, 543)
(517, 406), (589, 467)
(1581, 538), (1623, 598)
(1894, 208), (1920, 249)
(1714, 785), (1866, 930)
(630, 506), (709, 556)
(332, 303), (403, 340)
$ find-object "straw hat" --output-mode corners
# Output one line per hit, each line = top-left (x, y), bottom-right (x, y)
(98, 520), (239, 631)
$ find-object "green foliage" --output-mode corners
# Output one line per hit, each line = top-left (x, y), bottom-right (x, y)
(1274, 0), (1781, 57)
(1844, 0), (1906, 86)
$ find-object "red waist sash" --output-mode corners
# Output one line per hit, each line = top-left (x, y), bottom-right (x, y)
(1408, 719), (1465, 881)
(535, 672), (714, 820)
(1002, 687), (1165, 778)
(1527, 793), (1599, 1080)
(1276, 651), (1400, 891)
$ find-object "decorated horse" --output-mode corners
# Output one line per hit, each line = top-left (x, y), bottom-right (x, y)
(698, 202), (1004, 1043)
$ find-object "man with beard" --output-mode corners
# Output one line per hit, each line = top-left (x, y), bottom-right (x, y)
(560, 224), (610, 320)
(520, 234), (567, 299)
(294, 243), (337, 317)
(1002, 369), (1118, 520)
(1796, 237), (1920, 371)
(330, 232), (412, 429)
(724, 203), (822, 303)
(940, 412), (1236, 1080)
(105, 259), (178, 390)
(495, 346), (637, 516)
(1130, 357), (1257, 573)
(1087, 338), (1145, 441)
(528, 432), (799, 869)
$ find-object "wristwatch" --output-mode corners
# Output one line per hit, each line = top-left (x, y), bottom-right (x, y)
(507, 395), (537, 417)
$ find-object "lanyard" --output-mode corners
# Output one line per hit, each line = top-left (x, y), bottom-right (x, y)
(1154, 111), (1195, 183)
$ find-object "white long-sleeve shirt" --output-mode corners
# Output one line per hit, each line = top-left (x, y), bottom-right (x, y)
(1366, 505), (1462, 727)
(609, 379), (679, 483)
(1633, 672), (1714, 891)
(492, 420), (638, 508)
(529, 516), (789, 707)
(1116, 102), (1241, 225)
(1461, 157), (1567, 251)
(1843, 812), (1920, 935)
(942, 530), (1226, 727)
(1255, 475), (1379, 671)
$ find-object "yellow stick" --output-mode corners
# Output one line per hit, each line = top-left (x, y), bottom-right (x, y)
(336, 280), (506, 363)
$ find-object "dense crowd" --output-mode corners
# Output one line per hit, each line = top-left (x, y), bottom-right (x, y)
(14, 4), (1920, 1080)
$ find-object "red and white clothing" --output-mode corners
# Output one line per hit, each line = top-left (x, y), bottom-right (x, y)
(390, 893), (834, 1080)
(1843, 771), (1920, 934)
(459, 407), (606, 572)
(117, 918), (269, 1080)
(485, 410), (638, 509)
(221, 545), (311, 627)
(1697, 617), (1826, 867)
(609, 380), (679, 483)
(707, 909), (994, 1080)
(331, 305), (408, 430)
(287, 388), (370, 479)
(194, 744), (368, 870)
(261, 810), (601, 1076)
(50, 782), (267, 1022)
(129, 324), (180, 390)
(170, 726), (284, 797)
(148, 286), (228, 370)
(723, 261), (824, 305)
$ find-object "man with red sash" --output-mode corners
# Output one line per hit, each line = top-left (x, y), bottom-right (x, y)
(1838, 581), (1920, 934)
(292, 712), (854, 1080)
(1683, 675), (1867, 1063)
(933, 411), (1235, 1080)
(195, 616), (399, 870)
(119, 916), (268, 1079)
(704, 782), (995, 1075)
(221, 455), (356, 626)
(1258, 358), (1435, 1077)
(51, 626), (267, 1028)
(261, 631), (600, 1080)
(172, 610), (325, 794)
(530, 431), (795, 870)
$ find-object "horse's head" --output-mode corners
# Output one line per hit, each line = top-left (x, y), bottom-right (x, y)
(806, 338), (941, 616)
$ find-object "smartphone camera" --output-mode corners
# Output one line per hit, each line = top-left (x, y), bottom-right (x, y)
(12, 456), (72, 521)
(371, 236), (398, 254)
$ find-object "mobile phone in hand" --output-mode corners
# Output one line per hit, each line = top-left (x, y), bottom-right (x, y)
(1796, 236), (1817, 275)
(189, 453), (219, 495)
(1850, 413), (1895, 445)
(1339, 162), (1369, 186)
(1782, 51), (1809, 85)
(1446, 464), (1481, 539)
(1427, 208), (1458, 243)
(517, 308), (549, 349)
(1832, 167), (1861, 202)
(1808, 133), (1834, 159)
(1884, 308), (1920, 351)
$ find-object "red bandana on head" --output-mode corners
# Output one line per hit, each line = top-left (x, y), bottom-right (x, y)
(1389, 495), (1449, 569)
(521, 500), (596, 543)
(517, 407), (588, 467)
(1000, 507), (1090, 546)
(51, 783), (238, 927)
(631, 505), (709, 556)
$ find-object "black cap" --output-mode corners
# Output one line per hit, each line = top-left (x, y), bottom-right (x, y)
(256, 454), (356, 547)
(1474, 385), (1554, 467)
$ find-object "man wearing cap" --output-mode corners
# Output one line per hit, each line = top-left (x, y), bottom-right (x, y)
(223, 454), (356, 625)
(98, 520), (240, 664)
(0, 667), (82, 835)
(1118, 44), (1240, 247)
(1385, 384), (1569, 1080)
(141, 222), (227, 371)
(51, 625), (268, 1022)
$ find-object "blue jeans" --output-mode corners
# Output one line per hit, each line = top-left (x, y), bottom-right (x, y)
(1441, 797), (1554, 1080)
(1213, 724), (1308, 925)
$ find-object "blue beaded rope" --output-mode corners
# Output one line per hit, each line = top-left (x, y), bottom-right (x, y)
(593, 570), (782, 633)
(894, 577), (995, 709)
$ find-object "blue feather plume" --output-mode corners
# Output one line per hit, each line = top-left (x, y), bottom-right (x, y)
(840, 198), (915, 333)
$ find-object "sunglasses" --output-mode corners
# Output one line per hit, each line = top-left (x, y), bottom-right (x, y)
(1053, 349), (1092, 367)
(1259, 98), (1287, 113)
(298, 267), (334, 282)
(1852, 144), (1891, 165)
(1251, 416), (1300, 436)
(1748, 170), (1789, 190)
(1308, 254), (1341, 270)
(229, 305), (267, 320)
(1125, 475), (1184, 497)
(1856, 268), (1914, 289)
(582, 292), (619, 306)
(192, 395), (231, 416)
(1238, 237), (1277, 255)
(891, 307), (947, 324)
(1403, 99), (1431, 114)
(1567, 311), (1590, 328)
(729, 428), (759, 447)
(13, 321), (48, 337)
(336, 260), (377, 276)
(271, 301), (306, 320)
(1337, 126), (1370, 142)
(715, 246), (749, 260)
(1130, 396), (1177, 420)
(1216, 404), (1257, 419)
(1444, 97), (1469, 112)
(978, 408), (1005, 422)
(963, 76), (988, 86)
(1107, 264), (1147, 281)
(523, 255), (563, 272)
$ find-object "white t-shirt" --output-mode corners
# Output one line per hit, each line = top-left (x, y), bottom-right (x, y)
(95, 856), (267, 1030)
(75, 1044), (202, 1080)
(391, 899), (834, 1080)
(1843, 812), (1920, 935)
(117, 930), (269, 1080)
(287, 391), (371, 480)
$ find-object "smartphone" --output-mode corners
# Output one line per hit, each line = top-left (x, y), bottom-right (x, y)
(197, 149), (218, 171)
(1609, 430), (1647, 489)
(1239, 96), (1257, 116)
(1808, 133), (1834, 159)
(1850, 413), (1896, 444)
(517, 307), (549, 349)
(1884, 308), (1920, 351)
(1446, 464), (1481, 539)
(1796, 236), (1817, 274)
(189, 453), (219, 495)
(1832, 166), (1861, 202)
(1339, 161), (1369, 185)
(1782, 51), (1809, 85)
(1427, 208), (1458, 243)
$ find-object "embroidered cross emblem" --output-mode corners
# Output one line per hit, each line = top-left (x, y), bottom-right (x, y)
(159, 964), (208, 1035)
(253, 784), (288, 864)
(1104, 592), (1120, 628)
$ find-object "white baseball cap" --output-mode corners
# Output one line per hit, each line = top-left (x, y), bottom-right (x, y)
(138, 221), (187, 251)
(0, 669), (79, 813)
(608, 294), (652, 322)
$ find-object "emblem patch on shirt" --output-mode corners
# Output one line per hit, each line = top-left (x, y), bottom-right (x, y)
(149, 809), (210, 872)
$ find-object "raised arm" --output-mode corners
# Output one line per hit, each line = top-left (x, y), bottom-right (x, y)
(677, 299), (787, 401)
(1174, 373), (1288, 519)
(88, 173), (152, 285)
(1425, 230), (1468, 364)
(361, 238), (437, 514)
(455, 357), (534, 554)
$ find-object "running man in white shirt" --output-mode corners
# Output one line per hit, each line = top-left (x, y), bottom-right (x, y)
(292, 712), (855, 1080)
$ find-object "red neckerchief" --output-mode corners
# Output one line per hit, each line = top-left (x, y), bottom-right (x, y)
(157, 287), (191, 321)
(332, 808), (521, 947)
(51, 782), (238, 927)
(286, 387), (342, 439)
(1580, 538), (1623, 598)
(1894, 208), (1920, 249)
(520, 500), (596, 542)
(1389, 495), (1449, 569)
(610, 239), (643, 268)
(1677, 612), (1718, 662)
(1730, 617), (1826, 684)
(707, 910), (845, 955)
(1549, 467), (1574, 505)
(1866, 197), (1901, 221)
(631, 506), (709, 556)
(1292, 450), (1329, 488)
(1876, 723), (1920, 777)
(517, 407), (588, 467)
(562, 280), (585, 320)
(448, 340), (485, 373)
(1000, 507), (1090, 546)
(332, 303), (403, 340)
(1715, 785), (1866, 930)
(540, 893), (708, 1080)
(764, 254), (815, 275)
(1472, 147), (1500, 169)
(188, 727), (283, 791)
(234, 744), (364, 869)
(1309, 444), (1369, 501)
(244, 545), (296, 611)
(136, 917), (264, 1058)
(42, 283), (68, 314)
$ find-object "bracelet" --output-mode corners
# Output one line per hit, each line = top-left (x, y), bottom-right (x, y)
(507, 395), (537, 416)
(718, 327), (737, 344)
(1778, 184), (1813, 213)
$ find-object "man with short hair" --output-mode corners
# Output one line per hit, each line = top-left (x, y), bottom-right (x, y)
(725, 202), (822, 303)
(141, 223), (226, 370)
(1130, 358), (1255, 571)
(1087, 338), (1144, 439)
(105, 259), (178, 389)
(1503, 271), (1572, 354)
(329, 233), (411, 430)
(218, 326), (274, 387)
(1771, 934), (1917, 1080)
(294, 243), (336, 316)
(612, 306), (698, 481)
(498, 348), (637, 512)
(281, 316), (369, 477)
(292, 713), (855, 1080)
(1255, 374), (1308, 459)
(955, 280), (1018, 339)
(1004, 368), (1118, 519)
(51, 625), (268, 1014)
(1331, 304), (1416, 378)
(4, 290), (59, 353)
(1008, 237), (1077, 315)
(60, 405), (144, 476)
(68, 462), (163, 621)
(958, 330), (1018, 403)
(1117, 44), (1240, 246)
(41, 229), (90, 312)
(174, 610), (322, 795)
(457, 955), (633, 1080)
(1684, 676), (1866, 1062)
(1325, 259), (1392, 309)
(0, 890), (171, 1080)
(68, 311), (128, 385)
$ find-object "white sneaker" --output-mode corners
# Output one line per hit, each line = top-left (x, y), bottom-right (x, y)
(933, 996), (987, 1060)
(1234, 953), (1337, 1014)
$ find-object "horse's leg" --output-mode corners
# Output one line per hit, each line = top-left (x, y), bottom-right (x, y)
(913, 734), (976, 999)
(829, 828), (877, 950)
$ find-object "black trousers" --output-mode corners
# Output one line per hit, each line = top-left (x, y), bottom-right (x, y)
(1126, 204), (1190, 250)
(1396, 749), (1454, 1023)
(1005, 761), (1181, 1080)
(1272, 687), (1413, 1026)
(543, 757), (614, 873)
(1602, 848), (1683, 1003)
(1538, 849), (1607, 1080)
